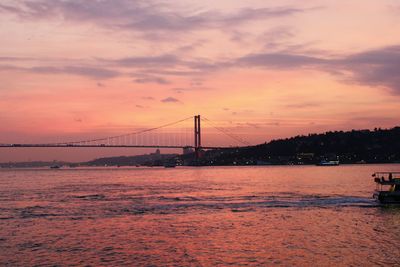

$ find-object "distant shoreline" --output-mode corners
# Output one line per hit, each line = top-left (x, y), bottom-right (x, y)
(2, 162), (400, 169)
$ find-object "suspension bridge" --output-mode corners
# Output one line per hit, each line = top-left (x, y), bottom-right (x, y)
(0, 115), (251, 155)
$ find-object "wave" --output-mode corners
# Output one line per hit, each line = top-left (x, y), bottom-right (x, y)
(2, 192), (379, 220)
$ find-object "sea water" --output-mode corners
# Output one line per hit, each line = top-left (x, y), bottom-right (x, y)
(0, 165), (399, 266)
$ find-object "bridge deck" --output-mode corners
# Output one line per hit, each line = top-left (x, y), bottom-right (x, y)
(0, 144), (235, 150)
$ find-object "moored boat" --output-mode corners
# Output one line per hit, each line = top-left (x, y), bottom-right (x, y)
(164, 161), (176, 168)
(316, 160), (339, 166)
(372, 172), (400, 204)
(50, 165), (61, 169)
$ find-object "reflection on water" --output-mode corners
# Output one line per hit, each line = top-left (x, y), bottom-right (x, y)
(0, 165), (400, 266)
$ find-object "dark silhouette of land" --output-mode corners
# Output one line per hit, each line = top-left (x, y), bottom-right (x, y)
(198, 126), (400, 166)
(86, 149), (177, 167)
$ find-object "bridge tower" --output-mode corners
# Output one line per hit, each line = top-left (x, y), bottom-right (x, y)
(194, 115), (201, 158)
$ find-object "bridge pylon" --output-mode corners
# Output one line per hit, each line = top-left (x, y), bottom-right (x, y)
(194, 115), (201, 159)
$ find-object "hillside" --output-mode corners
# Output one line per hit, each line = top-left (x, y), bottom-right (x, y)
(201, 127), (400, 165)
(86, 150), (178, 166)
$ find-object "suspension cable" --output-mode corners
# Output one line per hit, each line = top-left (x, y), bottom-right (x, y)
(50, 116), (194, 145)
(201, 117), (251, 146)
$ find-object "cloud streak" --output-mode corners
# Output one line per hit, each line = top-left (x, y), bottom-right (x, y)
(234, 45), (400, 93)
(237, 53), (326, 69)
(0, 64), (120, 79)
(1, 45), (399, 92)
(0, 1), (305, 34)
(107, 55), (179, 68)
(161, 97), (180, 103)
(337, 45), (400, 92)
(1, 44), (399, 93)
(134, 75), (170, 85)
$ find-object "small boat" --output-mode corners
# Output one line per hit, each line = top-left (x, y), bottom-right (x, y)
(164, 161), (176, 168)
(50, 165), (61, 169)
(372, 172), (400, 204)
(316, 160), (339, 166)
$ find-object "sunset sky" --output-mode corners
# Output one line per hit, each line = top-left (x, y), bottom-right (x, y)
(1, 0), (400, 161)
